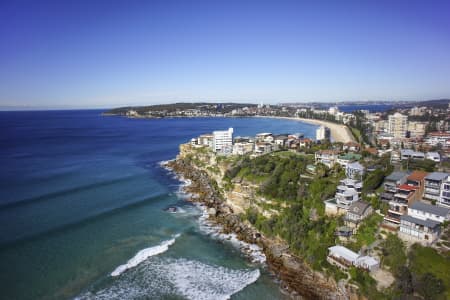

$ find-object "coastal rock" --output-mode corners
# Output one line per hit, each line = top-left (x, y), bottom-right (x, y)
(168, 152), (348, 300)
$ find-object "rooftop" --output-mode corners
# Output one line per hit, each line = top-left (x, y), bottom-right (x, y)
(401, 215), (440, 229)
(385, 171), (410, 182)
(348, 201), (371, 216)
(347, 161), (365, 170)
(410, 202), (450, 217)
(425, 172), (449, 181)
(407, 171), (429, 181)
(328, 245), (359, 262)
(397, 184), (418, 191)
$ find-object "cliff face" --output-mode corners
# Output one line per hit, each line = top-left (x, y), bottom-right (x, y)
(170, 144), (351, 299)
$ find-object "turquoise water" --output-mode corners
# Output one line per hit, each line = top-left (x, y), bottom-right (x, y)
(0, 111), (317, 299)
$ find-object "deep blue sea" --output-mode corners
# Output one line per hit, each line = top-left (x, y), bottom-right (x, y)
(0, 110), (317, 300)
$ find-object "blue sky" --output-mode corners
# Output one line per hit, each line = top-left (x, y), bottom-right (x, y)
(1, 0), (450, 108)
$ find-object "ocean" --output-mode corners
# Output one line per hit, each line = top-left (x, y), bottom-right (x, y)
(0, 110), (318, 300)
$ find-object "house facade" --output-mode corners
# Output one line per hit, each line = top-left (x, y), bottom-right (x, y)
(315, 150), (340, 168)
(345, 201), (373, 228)
(423, 172), (448, 202)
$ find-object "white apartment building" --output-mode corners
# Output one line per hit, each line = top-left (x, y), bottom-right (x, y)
(213, 128), (233, 154)
(316, 125), (331, 141)
(388, 113), (408, 138)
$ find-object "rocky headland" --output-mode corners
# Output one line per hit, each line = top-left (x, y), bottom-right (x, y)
(167, 144), (357, 300)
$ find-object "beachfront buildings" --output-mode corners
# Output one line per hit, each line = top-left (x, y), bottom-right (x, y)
(213, 128), (233, 154)
(388, 112), (408, 138)
(423, 172), (449, 202)
(316, 125), (331, 141)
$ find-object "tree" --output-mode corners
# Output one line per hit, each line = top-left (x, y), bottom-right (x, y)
(413, 273), (445, 299)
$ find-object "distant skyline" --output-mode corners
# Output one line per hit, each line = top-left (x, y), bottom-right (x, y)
(1, 0), (450, 108)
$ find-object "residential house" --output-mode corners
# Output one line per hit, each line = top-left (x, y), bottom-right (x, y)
(336, 153), (362, 168)
(254, 142), (273, 155)
(380, 171), (410, 202)
(346, 162), (365, 180)
(406, 170), (428, 199)
(274, 135), (289, 148)
(399, 215), (441, 245)
(327, 246), (379, 271)
(425, 152), (441, 162)
(197, 133), (214, 148)
(343, 141), (361, 152)
(384, 184), (418, 226)
(298, 138), (313, 148)
(324, 179), (362, 215)
(408, 202), (450, 223)
(440, 177), (450, 208)
(345, 201), (373, 228)
(232, 142), (254, 155)
(255, 133), (273, 143)
(401, 149), (425, 160)
(315, 149), (340, 168)
(424, 172), (449, 202)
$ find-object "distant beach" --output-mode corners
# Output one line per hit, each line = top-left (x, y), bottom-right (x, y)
(257, 116), (356, 143)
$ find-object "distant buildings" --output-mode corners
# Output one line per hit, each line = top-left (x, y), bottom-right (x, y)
(316, 125), (331, 141)
(388, 112), (408, 138)
(213, 128), (233, 154)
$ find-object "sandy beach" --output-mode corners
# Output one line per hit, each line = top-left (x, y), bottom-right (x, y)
(258, 116), (356, 143)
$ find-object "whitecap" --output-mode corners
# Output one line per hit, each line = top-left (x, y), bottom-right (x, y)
(110, 234), (180, 277)
(78, 258), (260, 300)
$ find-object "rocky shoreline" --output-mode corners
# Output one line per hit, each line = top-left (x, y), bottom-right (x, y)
(167, 157), (350, 300)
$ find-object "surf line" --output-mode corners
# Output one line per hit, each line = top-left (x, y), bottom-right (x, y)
(111, 234), (181, 277)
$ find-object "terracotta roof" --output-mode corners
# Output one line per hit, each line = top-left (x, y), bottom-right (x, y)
(345, 141), (360, 147)
(407, 171), (428, 181)
(365, 148), (378, 155)
(397, 184), (418, 191)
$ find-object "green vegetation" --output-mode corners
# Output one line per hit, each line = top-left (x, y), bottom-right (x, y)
(228, 153), (344, 272)
(347, 214), (382, 251)
(408, 244), (450, 299)
(402, 158), (436, 172)
(380, 234), (407, 275)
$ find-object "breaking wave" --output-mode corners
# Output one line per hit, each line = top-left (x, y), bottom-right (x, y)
(110, 234), (180, 277)
(78, 258), (260, 300)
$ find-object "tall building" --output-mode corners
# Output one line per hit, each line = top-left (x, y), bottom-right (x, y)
(213, 128), (233, 153)
(316, 125), (331, 141)
(388, 113), (408, 138)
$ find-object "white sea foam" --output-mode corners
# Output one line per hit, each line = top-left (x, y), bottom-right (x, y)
(110, 234), (180, 277)
(168, 259), (260, 300)
(78, 258), (260, 300)
(196, 203), (267, 264)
